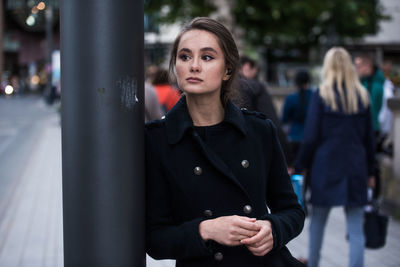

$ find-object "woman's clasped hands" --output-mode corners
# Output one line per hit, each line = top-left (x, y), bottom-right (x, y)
(199, 215), (274, 256)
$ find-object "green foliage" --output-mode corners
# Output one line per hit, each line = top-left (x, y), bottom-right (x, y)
(145, 0), (216, 25)
(233, 0), (389, 46)
(145, 0), (389, 47)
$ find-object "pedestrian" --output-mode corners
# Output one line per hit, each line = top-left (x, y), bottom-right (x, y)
(145, 17), (305, 267)
(354, 53), (384, 134)
(240, 55), (259, 80)
(294, 47), (376, 267)
(151, 68), (181, 113)
(144, 82), (164, 122)
(281, 70), (313, 166)
(237, 56), (291, 162)
(354, 53), (387, 198)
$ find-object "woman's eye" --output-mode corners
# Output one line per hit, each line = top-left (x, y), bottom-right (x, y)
(179, 54), (190, 61)
(202, 55), (214, 61)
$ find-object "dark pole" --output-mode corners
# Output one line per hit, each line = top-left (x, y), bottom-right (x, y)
(61, 0), (145, 266)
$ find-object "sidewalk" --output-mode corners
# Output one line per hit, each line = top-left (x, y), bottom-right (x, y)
(0, 109), (399, 267)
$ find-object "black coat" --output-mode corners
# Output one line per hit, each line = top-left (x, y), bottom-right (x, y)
(145, 96), (305, 267)
(237, 78), (291, 163)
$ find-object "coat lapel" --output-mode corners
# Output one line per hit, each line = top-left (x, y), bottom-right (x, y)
(165, 96), (251, 199)
(191, 131), (251, 201)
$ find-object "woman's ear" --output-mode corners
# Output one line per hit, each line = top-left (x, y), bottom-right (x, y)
(223, 68), (232, 81)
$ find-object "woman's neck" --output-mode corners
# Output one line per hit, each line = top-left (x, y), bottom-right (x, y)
(186, 93), (225, 126)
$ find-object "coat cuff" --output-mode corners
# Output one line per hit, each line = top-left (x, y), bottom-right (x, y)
(260, 214), (282, 251)
(184, 217), (215, 257)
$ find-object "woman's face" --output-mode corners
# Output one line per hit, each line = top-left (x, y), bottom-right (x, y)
(175, 29), (230, 96)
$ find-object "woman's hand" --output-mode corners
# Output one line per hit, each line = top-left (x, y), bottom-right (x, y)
(240, 220), (274, 256)
(199, 215), (261, 246)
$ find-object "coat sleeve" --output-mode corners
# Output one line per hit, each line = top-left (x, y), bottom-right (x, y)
(145, 127), (213, 260)
(261, 120), (305, 250)
(294, 91), (322, 172)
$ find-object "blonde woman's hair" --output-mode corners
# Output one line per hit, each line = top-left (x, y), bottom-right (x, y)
(319, 47), (369, 114)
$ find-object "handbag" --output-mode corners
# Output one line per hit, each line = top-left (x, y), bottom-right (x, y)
(363, 189), (389, 249)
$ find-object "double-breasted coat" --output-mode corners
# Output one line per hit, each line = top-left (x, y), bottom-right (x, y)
(145, 96), (305, 267)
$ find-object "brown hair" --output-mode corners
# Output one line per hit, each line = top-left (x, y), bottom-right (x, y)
(151, 68), (169, 85)
(168, 17), (239, 105)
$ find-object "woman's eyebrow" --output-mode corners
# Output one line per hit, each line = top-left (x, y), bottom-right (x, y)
(200, 47), (218, 54)
(178, 47), (218, 54)
(178, 48), (192, 53)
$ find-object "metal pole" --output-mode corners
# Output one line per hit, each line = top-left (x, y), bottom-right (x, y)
(60, 0), (145, 266)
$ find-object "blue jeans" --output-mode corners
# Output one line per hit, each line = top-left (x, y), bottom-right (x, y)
(308, 206), (365, 267)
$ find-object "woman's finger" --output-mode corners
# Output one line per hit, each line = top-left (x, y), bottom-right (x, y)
(233, 218), (261, 232)
(247, 241), (273, 256)
(240, 229), (265, 245)
(234, 228), (259, 238)
(245, 235), (268, 248)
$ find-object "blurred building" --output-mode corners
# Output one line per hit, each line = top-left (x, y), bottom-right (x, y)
(346, 0), (400, 69)
(1, 0), (60, 94)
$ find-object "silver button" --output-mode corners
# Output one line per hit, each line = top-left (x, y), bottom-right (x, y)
(214, 252), (223, 261)
(203, 209), (213, 217)
(194, 166), (202, 175)
(241, 108), (247, 111)
(161, 115), (165, 119)
(241, 160), (249, 168)
(243, 205), (252, 214)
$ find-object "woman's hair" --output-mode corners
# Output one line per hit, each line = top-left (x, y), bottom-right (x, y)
(295, 70), (310, 89)
(151, 68), (169, 85)
(169, 17), (239, 105)
(319, 47), (369, 114)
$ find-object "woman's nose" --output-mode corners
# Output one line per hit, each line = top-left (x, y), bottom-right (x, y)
(190, 58), (201, 72)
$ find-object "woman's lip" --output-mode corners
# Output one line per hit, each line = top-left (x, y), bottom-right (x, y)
(186, 77), (203, 82)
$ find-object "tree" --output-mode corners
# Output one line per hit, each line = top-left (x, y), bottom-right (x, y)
(144, 0), (216, 25)
(234, 0), (389, 47)
(145, 0), (389, 47)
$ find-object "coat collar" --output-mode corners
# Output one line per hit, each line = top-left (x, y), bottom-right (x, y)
(165, 95), (248, 144)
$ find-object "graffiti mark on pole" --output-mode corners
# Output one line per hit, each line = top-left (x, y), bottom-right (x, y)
(117, 76), (139, 110)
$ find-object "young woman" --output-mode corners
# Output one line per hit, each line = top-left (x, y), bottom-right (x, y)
(294, 47), (376, 267)
(145, 17), (305, 267)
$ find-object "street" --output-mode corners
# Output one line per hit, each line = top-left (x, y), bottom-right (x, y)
(0, 95), (399, 267)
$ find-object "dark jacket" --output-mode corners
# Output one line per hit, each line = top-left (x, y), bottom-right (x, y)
(145, 96), (305, 267)
(281, 89), (313, 142)
(295, 89), (375, 206)
(237, 78), (291, 163)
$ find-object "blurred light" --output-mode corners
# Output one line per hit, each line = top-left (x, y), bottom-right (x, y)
(5, 85), (14, 95)
(32, 6), (39, 14)
(31, 75), (40, 85)
(37, 2), (46, 10)
(26, 15), (35, 26)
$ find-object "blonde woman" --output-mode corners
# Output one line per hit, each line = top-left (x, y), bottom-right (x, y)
(294, 47), (375, 267)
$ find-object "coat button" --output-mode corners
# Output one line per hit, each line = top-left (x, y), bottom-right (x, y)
(214, 252), (223, 261)
(194, 166), (202, 175)
(241, 160), (249, 168)
(243, 205), (252, 214)
(203, 209), (213, 218)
